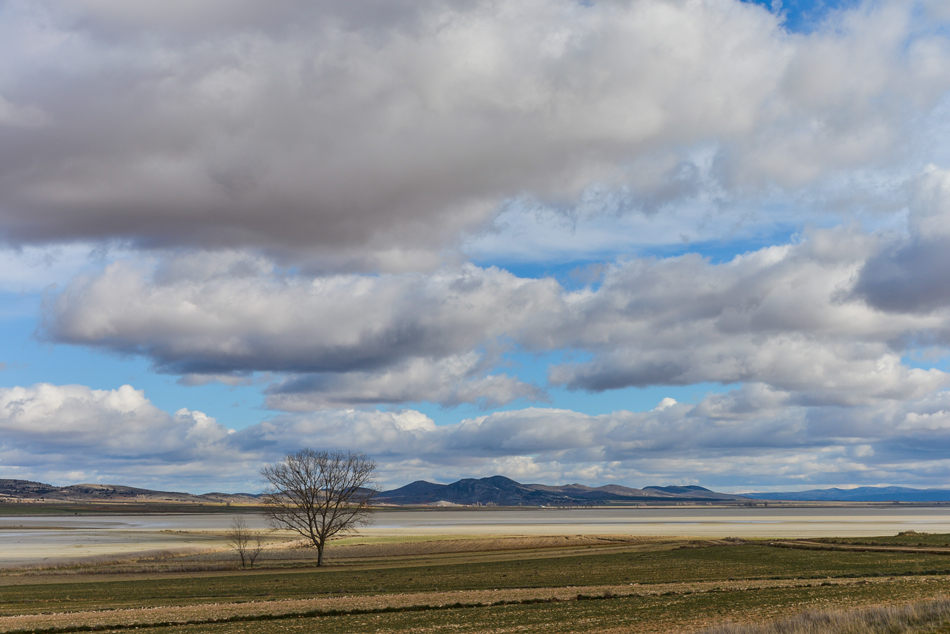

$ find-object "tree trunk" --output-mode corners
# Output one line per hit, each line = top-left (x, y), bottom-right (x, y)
(317, 542), (324, 566)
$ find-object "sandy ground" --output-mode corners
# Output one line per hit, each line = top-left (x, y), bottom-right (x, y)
(0, 530), (233, 568)
(5, 507), (950, 568)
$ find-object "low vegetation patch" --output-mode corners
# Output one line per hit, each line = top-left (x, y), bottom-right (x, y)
(699, 597), (950, 634)
(811, 531), (950, 548)
(4, 534), (950, 633)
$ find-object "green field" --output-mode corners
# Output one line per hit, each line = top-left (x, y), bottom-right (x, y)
(4, 536), (950, 633)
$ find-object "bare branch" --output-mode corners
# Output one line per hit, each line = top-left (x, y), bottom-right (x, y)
(260, 449), (377, 566)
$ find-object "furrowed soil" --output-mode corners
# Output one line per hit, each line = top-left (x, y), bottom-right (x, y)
(5, 535), (950, 633)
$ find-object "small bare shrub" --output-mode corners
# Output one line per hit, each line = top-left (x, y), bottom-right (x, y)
(226, 516), (266, 569)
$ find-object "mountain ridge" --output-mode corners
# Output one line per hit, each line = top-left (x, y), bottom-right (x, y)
(10, 477), (949, 505)
(0, 479), (261, 504)
(374, 476), (744, 505)
(0, 476), (743, 506)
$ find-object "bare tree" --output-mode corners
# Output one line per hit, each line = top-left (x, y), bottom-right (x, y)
(225, 516), (266, 569)
(260, 449), (377, 566)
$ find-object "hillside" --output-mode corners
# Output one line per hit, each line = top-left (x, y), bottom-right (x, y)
(0, 479), (260, 505)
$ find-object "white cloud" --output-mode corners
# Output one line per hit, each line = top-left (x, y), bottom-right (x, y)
(266, 353), (543, 411)
(42, 211), (950, 410)
(7, 381), (950, 491)
(544, 226), (949, 403)
(0, 383), (227, 455)
(0, 383), (263, 490)
(42, 253), (559, 408)
(6, 0), (950, 493)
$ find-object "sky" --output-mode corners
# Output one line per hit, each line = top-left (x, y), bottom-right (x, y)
(3, 0), (950, 494)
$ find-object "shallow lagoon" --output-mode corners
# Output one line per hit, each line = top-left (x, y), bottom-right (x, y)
(4, 506), (950, 568)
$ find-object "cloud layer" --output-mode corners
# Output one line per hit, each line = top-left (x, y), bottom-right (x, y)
(5, 0), (950, 492)
(0, 0), (947, 268)
(42, 172), (950, 410)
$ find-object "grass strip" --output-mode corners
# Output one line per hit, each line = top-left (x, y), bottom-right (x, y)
(0, 578), (924, 634)
(767, 541), (950, 556)
(1, 594), (610, 634)
(10, 543), (950, 616)
(73, 579), (950, 634)
(699, 596), (950, 634)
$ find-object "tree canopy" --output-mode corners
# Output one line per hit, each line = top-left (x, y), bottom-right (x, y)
(260, 449), (376, 566)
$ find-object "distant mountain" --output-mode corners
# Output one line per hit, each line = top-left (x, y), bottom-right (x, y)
(0, 479), (260, 504)
(0, 479), (58, 498)
(376, 476), (745, 505)
(379, 475), (555, 506)
(744, 486), (950, 502)
(0, 476), (747, 507)
(643, 485), (734, 500)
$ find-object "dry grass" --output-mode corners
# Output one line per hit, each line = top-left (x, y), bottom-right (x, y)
(698, 597), (950, 634)
(0, 576), (917, 633)
(322, 533), (666, 559)
(8, 534), (950, 633)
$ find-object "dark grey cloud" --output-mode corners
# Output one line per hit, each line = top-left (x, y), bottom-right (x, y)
(854, 167), (950, 314)
(0, 0), (946, 268)
(853, 239), (950, 313)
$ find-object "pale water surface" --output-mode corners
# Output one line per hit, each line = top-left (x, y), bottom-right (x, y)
(3, 507), (950, 568)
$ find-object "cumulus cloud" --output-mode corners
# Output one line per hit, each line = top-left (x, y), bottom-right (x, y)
(545, 228), (950, 404)
(42, 253), (557, 408)
(0, 383), (260, 490)
(7, 381), (950, 490)
(0, 383), (196, 451)
(43, 219), (950, 409)
(0, 0), (946, 266)
(247, 386), (950, 488)
(7, 0), (950, 492)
